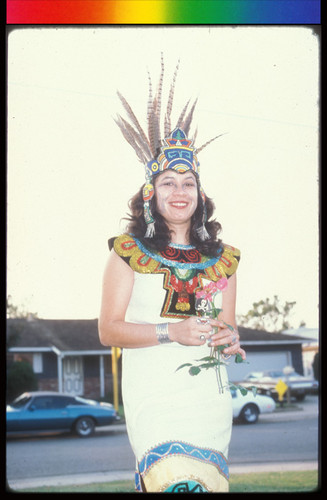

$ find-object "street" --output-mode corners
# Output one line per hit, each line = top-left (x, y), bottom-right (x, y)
(6, 396), (318, 485)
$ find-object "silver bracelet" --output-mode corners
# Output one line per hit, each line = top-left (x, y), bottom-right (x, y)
(155, 323), (172, 344)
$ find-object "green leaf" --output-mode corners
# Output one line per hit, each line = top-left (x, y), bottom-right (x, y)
(234, 353), (249, 364)
(198, 361), (224, 370)
(196, 356), (216, 362)
(217, 344), (229, 352)
(238, 385), (249, 396)
(175, 363), (193, 372)
(189, 366), (201, 376)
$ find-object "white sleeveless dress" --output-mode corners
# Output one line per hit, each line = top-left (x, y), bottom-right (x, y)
(111, 234), (240, 493)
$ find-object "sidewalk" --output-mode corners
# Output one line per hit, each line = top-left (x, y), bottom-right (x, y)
(8, 461), (318, 491)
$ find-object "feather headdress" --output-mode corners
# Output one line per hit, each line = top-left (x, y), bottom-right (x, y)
(115, 54), (223, 239)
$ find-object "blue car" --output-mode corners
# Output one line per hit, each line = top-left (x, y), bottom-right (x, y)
(6, 391), (119, 437)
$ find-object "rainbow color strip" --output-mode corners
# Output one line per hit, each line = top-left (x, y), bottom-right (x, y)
(7, 0), (320, 24)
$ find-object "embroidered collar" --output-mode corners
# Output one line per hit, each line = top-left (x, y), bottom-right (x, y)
(168, 242), (196, 250)
(133, 236), (222, 270)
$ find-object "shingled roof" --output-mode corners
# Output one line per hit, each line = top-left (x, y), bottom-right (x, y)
(7, 318), (108, 352)
(238, 326), (311, 344)
(7, 318), (311, 353)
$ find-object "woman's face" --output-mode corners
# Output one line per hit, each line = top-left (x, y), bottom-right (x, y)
(154, 170), (198, 226)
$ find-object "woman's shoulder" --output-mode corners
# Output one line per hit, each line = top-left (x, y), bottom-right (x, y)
(108, 233), (160, 274)
(205, 242), (240, 280)
(109, 233), (151, 258)
(222, 243), (241, 260)
(108, 233), (137, 253)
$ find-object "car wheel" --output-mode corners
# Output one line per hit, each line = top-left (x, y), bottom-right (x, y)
(240, 404), (259, 424)
(74, 416), (95, 437)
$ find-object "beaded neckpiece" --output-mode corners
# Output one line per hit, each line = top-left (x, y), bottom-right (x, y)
(112, 234), (240, 319)
(134, 236), (221, 271)
(168, 242), (196, 250)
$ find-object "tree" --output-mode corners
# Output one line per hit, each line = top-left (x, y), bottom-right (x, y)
(6, 297), (39, 401)
(6, 296), (38, 349)
(6, 296), (38, 319)
(7, 360), (38, 403)
(237, 295), (305, 333)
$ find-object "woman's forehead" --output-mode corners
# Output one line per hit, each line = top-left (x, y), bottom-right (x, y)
(155, 170), (197, 182)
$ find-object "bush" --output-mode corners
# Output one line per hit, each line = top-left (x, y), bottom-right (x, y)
(7, 361), (38, 403)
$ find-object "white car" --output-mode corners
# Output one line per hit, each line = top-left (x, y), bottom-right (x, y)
(241, 370), (318, 402)
(231, 387), (276, 424)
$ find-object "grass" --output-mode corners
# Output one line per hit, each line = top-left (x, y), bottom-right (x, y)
(9, 470), (319, 493)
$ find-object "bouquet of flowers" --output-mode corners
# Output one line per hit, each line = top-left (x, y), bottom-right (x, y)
(177, 278), (254, 396)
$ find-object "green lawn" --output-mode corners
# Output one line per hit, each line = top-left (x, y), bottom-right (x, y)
(10, 470), (319, 493)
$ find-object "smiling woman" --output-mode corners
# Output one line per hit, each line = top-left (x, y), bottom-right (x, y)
(98, 55), (245, 493)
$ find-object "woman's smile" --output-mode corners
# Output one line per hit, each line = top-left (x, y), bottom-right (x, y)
(169, 201), (189, 209)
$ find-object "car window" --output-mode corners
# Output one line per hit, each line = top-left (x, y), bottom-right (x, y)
(50, 396), (75, 409)
(245, 372), (263, 380)
(268, 371), (283, 378)
(10, 395), (32, 408)
(32, 396), (55, 410)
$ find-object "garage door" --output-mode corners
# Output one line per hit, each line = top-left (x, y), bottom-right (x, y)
(227, 350), (292, 382)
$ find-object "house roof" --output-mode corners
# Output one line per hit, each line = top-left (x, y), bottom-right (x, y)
(7, 318), (109, 353)
(238, 326), (312, 345)
(7, 318), (312, 353)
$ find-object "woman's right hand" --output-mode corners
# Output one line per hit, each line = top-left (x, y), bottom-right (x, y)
(169, 316), (220, 346)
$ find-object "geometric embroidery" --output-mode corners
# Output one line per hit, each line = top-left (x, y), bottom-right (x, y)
(164, 480), (208, 492)
(138, 440), (229, 481)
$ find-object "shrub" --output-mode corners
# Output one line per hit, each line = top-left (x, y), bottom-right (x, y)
(7, 361), (38, 403)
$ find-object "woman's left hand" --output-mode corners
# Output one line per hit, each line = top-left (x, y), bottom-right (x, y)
(208, 321), (246, 360)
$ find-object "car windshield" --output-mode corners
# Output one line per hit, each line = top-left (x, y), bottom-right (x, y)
(267, 371), (284, 378)
(10, 395), (32, 408)
(245, 372), (264, 380)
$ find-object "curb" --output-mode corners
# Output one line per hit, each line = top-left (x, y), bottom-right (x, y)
(7, 462), (319, 491)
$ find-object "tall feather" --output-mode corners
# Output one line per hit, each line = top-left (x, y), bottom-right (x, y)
(192, 127), (198, 144)
(121, 117), (152, 161)
(176, 99), (190, 128)
(196, 133), (227, 154)
(181, 98), (198, 136)
(147, 70), (156, 157)
(153, 53), (164, 145)
(164, 59), (180, 138)
(114, 115), (148, 164)
(117, 91), (150, 153)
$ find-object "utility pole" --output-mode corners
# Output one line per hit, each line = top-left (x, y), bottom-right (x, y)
(111, 347), (121, 412)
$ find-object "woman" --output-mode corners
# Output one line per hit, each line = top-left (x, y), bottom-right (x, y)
(98, 60), (245, 492)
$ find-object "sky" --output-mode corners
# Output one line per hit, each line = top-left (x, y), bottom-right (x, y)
(7, 26), (319, 328)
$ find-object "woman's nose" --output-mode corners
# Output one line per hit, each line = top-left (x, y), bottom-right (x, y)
(172, 183), (186, 194)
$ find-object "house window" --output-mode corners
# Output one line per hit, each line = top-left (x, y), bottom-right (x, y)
(33, 353), (43, 373)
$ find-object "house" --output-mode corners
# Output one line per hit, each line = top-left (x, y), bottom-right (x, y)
(7, 318), (114, 400)
(282, 327), (319, 378)
(7, 318), (313, 399)
(227, 327), (314, 381)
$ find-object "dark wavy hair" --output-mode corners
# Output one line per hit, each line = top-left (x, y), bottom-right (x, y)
(123, 176), (223, 257)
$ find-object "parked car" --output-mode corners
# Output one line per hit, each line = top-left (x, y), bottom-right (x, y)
(231, 387), (276, 424)
(6, 391), (119, 437)
(240, 370), (318, 401)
